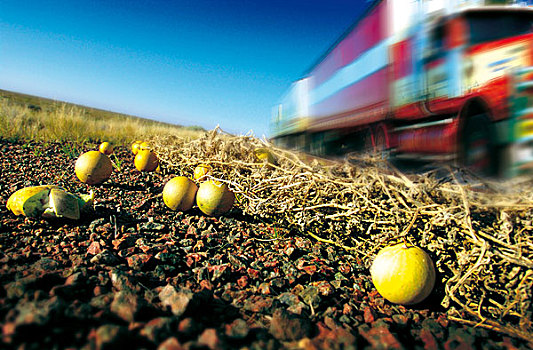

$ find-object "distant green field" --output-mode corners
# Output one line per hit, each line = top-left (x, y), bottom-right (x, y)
(0, 89), (205, 144)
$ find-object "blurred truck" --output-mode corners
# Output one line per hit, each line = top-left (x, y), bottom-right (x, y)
(271, 0), (533, 177)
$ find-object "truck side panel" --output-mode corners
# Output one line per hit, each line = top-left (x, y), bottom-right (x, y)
(307, 0), (391, 131)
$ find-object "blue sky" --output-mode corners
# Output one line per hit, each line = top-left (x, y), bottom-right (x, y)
(1, 1), (370, 137)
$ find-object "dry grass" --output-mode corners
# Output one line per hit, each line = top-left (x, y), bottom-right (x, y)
(150, 128), (533, 344)
(0, 94), (203, 144)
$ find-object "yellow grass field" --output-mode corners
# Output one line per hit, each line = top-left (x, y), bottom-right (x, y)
(0, 89), (205, 144)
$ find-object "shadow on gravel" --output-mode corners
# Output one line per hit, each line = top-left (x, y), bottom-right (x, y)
(410, 248), (448, 313)
(183, 289), (240, 327)
(99, 182), (149, 192)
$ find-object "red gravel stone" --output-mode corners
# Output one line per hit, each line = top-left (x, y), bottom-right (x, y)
(359, 324), (404, 349)
(198, 328), (222, 350)
(87, 241), (103, 255)
(158, 285), (192, 317)
(157, 337), (184, 350)
(269, 309), (316, 341)
(364, 306), (377, 324)
(420, 328), (439, 350)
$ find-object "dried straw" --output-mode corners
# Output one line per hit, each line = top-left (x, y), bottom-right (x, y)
(149, 128), (533, 343)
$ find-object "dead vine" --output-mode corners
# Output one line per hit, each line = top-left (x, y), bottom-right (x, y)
(149, 128), (533, 343)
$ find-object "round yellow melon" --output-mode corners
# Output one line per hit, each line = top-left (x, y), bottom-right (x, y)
(75, 151), (113, 185)
(99, 141), (114, 155)
(163, 176), (198, 212)
(370, 243), (436, 305)
(254, 148), (276, 165)
(134, 149), (159, 172)
(131, 141), (143, 155)
(196, 180), (235, 216)
(193, 164), (212, 181)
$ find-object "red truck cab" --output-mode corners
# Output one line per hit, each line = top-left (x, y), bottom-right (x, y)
(394, 7), (533, 176)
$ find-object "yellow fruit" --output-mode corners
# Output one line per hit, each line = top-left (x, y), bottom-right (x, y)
(99, 142), (114, 155)
(193, 164), (212, 181)
(134, 149), (159, 172)
(163, 176), (198, 211)
(370, 243), (436, 305)
(131, 141), (142, 155)
(139, 141), (151, 150)
(254, 148), (276, 165)
(196, 180), (235, 216)
(7, 185), (63, 216)
(75, 151), (113, 185)
(7, 186), (93, 220)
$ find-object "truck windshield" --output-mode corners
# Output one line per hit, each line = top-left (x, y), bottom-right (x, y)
(465, 10), (533, 45)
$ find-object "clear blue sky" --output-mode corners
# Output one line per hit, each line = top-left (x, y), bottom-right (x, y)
(1, 1), (370, 137)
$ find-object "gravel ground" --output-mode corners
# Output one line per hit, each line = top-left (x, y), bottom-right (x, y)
(0, 139), (530, 350)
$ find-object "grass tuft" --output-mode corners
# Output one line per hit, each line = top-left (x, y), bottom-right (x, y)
(111, 153), (124, 172)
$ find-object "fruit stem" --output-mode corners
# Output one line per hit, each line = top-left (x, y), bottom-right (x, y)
(402, 236), (409, 248)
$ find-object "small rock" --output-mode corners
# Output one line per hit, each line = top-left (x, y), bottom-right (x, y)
(315, 324), (357, 349)
(126, 253), (153, 270)
(157, 337), (184, 350)
(87, 241), (103, 255)
(237, 276), (248, 288)
(2, 322), (16, 344)
(421, 319), (445, 340)
(310, 281), (334, 296)
(14, 296), (65, 327)
(94, 324), (130, 350)
(140, 317), (175, 343)
(32, 257), (61, 272)
(158, 284), (193, 317)
(419, 328), (438, 350)
(177, 317), (201, 339)
(225, 318), (249, 340)
(287, 302), (309, 315)
(65, 271), (85, 286)
(5, 276), (37, 299)
(330, 279), (342, 289)
(186, 225), (198, 236)
(242, 295), (273, 313)
(90, 293), (114, 309)
(269, 309), (316, 341)
(358, 324), (404, 350)
(364, 307), (376, 324)
(343, 303), (354, 316)
(199, 279), (213, 290)
(110, 269), (139, 292)
(437, 314), (449, 328)
(270, 278), (287, 290)
(300, 286), (321, 309)
(444, 328), (475, 350)
(90, 249), (120, 265)
(110, 291), (143, 323)
(284, 246), (295, 257)
(155, 252), (181, 265)
(197, 328), (222, 350)
(258, 282), (271, 295)
(278, 292), (299, 307)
